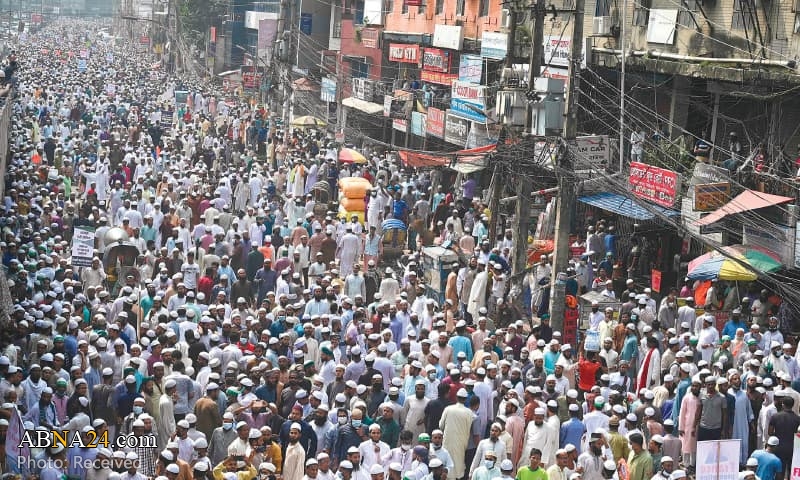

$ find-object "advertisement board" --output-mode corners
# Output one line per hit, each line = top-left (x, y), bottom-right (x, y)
(411, 112), (427, 137)
(444, 112), (469, 146)
(696, 440), (740, 480)
(450, 81), (488, 123)
(694, 182), (731, 211)
(574, 135), (609, 170)
(71, 226), (96, 267)
(423, 48), (451, 73)
(421, 71), (457, 85)
(433, 24), (464, 50)
(480, 31), (508, 59)
(361, 28), (380, 48)
(628, 161), (680, 208)
(459, 54), (482, 83)
(389, 43), (420, 63)
(427, 107), (445, 138)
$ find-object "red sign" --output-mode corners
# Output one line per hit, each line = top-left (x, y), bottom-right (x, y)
(31, 13), (42, 24)
(426, 107), (445, 138)
(628, 161), (680, 208)
(389, 43), (420, 63)
(210, 27), (217, 43)
(242, 67), (263, 89)
(139, 36), (150, 45)
(361, 28), (379, 49)
(420, 70), (458, 85)
(423, 48), (451, 73)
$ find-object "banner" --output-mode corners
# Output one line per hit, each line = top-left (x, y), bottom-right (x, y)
(459, 54), (483, 83)
(77, 59), (88, 72)
(71, 226), (95, 267)
(389, 43), (420, 63)
(696, 440), (740, 480)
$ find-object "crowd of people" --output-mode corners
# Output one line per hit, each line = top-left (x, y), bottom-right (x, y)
(0, 16), (799, 480)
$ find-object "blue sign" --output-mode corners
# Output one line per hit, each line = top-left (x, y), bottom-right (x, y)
(300, 14), (312, 35)
(450, 98), (485, 123)
(321, 77), (336, 103)
(77, 59), (87, 72)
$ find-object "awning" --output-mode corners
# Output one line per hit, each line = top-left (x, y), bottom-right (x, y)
(578, 192), (680, 220)
(695, 189), (794, 226)
(399, 144), (496, 168)
(342, 97), (384, 115)
(217, 69), (240, 77)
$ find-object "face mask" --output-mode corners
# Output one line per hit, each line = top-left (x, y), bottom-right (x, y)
(428, 373), (436, 380)
(133, 406), (143, 415)
(775, 350), (783, 357)
(352, 420), (362, 428)
(484, 461), (495, 469)
(770, 326), (778, 331)
(338, 417), (348, 425)
(401, 443), (412, 451)
(223, 422), (233, 431)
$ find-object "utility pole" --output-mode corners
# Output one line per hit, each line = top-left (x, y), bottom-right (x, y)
(548, 0), (584, 333)
(510, 0), (546, 313)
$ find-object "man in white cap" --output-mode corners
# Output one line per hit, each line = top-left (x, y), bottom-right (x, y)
(439, 388), (475, 480)
(520, 407), (558, 470)
(751, 436), (782, 480)
(284, 423), (307, 480)
(158, 378), (178, 450)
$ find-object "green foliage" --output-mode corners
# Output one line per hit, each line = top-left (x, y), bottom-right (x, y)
(179, 0), (228, 50)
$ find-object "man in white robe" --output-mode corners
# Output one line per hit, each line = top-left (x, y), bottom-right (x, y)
(519, 407), (558, 470)
(467, 261), (489, 319)
(439, 389), (475, 480)
(337, 227), (361, 277)
(234, 178), (251, 212)
(284, 423), (307, 480)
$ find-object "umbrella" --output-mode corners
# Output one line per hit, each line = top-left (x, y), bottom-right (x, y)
(290, 115), (326, 128)
(687, 245), (782, 281)
(339, 148), (367, 164)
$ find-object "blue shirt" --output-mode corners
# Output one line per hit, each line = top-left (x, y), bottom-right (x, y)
(560, 417), (587, 452)
(752, 449), (782, 480)
(448, 335), (474, 362)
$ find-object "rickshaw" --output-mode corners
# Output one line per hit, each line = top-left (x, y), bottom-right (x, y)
(102, 227), (141, 296)
(310, 181), (332, 218)
(381, 219), (408, 259)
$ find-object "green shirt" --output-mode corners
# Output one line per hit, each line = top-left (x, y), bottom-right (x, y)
(628, 450), (653, 480)
(516, 466), (548, 480)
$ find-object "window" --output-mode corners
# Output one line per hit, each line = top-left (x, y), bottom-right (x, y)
(435, 0), (444, 14)
(479, 0), (489, 17)
(456, 0), (465, 15)
(595, 0), (610, 16)
(678, 0), (698, 28)
(402, 0), (408, 13)
(355, 0), (365, 23)
(332, 6), (343, 37)
(386, 0), (393, 13)
(632, 0), (650, 26)
(732, 0), (754, 30)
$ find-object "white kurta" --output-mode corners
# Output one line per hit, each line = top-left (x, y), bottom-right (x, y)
(284, 442), (306, 480)
(439, 403), (475, 480)
(467, 271), (489, 318)
(338, 233), (361, 277)
(519, 421), (558, 470)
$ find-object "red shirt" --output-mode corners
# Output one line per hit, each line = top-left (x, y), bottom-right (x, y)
(198, 275), (214, 299)
(578, 358), (601, 392)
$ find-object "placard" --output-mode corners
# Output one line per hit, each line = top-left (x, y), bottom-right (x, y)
(458, 54), (482, 83)
(651, 269), (662, 293)
(789, 433), (800, 480)
(696, 440), (740, 480)
(71, 226), (96, 267)
(77, 59), (88, 72)
(628, 161), (680, 208)
(646, 9), (678, 45)
(584, 330), (600, 352)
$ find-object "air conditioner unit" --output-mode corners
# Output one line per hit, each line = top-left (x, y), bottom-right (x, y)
(592, 16), (612, 35)
(501, 8), (511, 27)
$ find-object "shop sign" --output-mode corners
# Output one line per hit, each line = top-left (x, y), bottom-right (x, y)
(423, 48), (451, 73)
(361, 28), (380, 49)
(389, 43), (420, 63)
(628, 161), (680, 208)
(480, 31), (508, 60)
(694, 182), (730, 212)
(420, 70), (457, 85)
(433, 24), (464, 50)
(427, 107), (445, 138)
(458, 54), (482, 83)
(574, 135), (609, 169)
(139, 36), (150, 45)
(444, 111), (469, 146)
(543, 36), (571, 67)
(411, 112), (427, 137)
(393, 118), (407, 133)
(321, 77), (336, 103)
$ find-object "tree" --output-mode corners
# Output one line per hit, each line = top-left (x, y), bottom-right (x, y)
(178, 0), (228, 51)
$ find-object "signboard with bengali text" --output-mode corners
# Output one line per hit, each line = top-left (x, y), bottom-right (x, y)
(628, 161), (680, 208)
